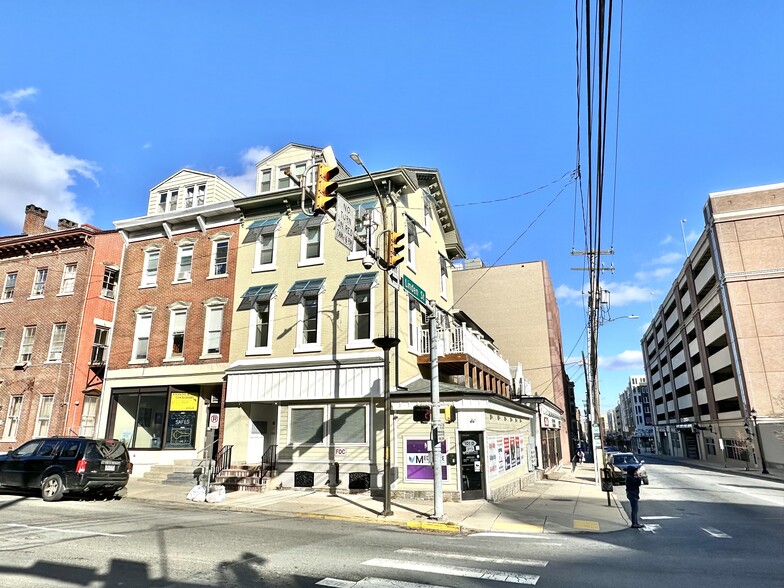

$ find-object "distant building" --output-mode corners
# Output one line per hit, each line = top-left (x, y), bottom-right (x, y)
(452, 260), (575, 468)
(642, 182), (784, 471)
(0, 205), (121, 450)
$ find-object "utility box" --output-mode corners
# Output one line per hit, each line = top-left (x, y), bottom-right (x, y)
(600, 467), (614, 493)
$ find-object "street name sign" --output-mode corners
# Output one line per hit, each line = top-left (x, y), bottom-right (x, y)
(333, 194), (355, 250)
(402, 274), (427, 307)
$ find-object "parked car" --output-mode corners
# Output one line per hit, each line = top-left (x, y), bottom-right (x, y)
(606, 452), (649, 485)
(0, 437), (132, 502)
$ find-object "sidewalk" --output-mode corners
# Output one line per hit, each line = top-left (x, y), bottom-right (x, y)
(123, 463), (630, 535)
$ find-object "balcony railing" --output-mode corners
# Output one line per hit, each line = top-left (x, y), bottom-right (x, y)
(414, 321), (511, 380)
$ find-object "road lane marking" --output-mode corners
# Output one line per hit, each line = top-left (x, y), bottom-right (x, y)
(363, 558), (539, 585)
(640, 524), (660, 533)
(4, 523), (125, 538)
(641, 516), (679, 520)
(701, 527), (731, 538)
(317, 580), (355, 587)
(718, 484), (784, 507)
(319, 578), (454, 588)
(396, 548), (548, 567)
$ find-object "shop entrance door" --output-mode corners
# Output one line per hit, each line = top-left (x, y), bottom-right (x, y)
(459, 432), (484, 500)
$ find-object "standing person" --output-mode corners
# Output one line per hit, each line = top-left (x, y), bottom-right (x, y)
(626, 466), (643, 528)
(571, 452), (579, 472)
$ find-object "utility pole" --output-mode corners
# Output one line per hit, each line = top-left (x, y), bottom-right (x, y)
(428, 301), (444, 520)
(572, 249), (613, 486)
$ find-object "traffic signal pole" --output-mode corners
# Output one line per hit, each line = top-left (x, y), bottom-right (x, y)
(428, 301), (445, 520)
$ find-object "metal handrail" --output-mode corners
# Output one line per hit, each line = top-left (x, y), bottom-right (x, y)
(215, 444), (233, 474)
(261, 444), (277, 475)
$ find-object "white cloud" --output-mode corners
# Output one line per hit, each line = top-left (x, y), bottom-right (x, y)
(598, 350), (643, 371)
(1, 87), (38, 109)
(466, 241), (493, 259)
(142, 142), (152, 150)
(216, 146), (272, 196)
(555, 283), (584, 305)
(652, 251), (683, 265)
(633, 267), (674, 282)
(600, 281), (652, 305)
(686, 229), (700, 243)
(0, 110), (96, 231)
(658, 234), (673, 246)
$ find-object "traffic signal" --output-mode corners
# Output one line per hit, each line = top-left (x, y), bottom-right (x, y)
(444, 404), (456, 424)
(413, 405), (431, 423)
(386, 230), (405, 268)
(315, 163), (339, 213)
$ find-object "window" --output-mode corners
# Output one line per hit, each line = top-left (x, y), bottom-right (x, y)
(157, 189), (179, 213)
(142, 249), (160, 287)
(60, 263), (77, 294)
(18, 326), (36, 363)
(254, 299), (272, 350)
(277, 162), (307, 190)
(335, 272), (377, 347)
(439, 256), (449, 299)
(184, 184), (206, 208)
(3, 396), (22, 439)
(408, 297), (425, 352)
(352, 289), (372, 342)
(91, 327), (110, 364)
(2, 272), (17, 300)
(406, 220), (418, 269)
(203, 305), (224, 355)
(79, 396), (99, 437)
(300, 294), (319, 347)
(185, 186), (194, 208)
(34, 396), (54, 437)
(284, 278), (324, 351)
(0, 328), (4, 356)
(423, 197), (433, 232)
(211, 240), (229, 276)
(167, 309), (188, 359)
(197, 183), (206, 206)
(305, 225), (322, 260)
(290, 407), (325, 444)
(133, 313), (152, 361)
(175, 245), (193, 282)
(101, 267), (119, 298)
(239, 285), (276, 354)
(259, 169), (272, 192)
(332, 406), (367, 444)
(31, 268), (48, 297)
(47, 323), (67, 362)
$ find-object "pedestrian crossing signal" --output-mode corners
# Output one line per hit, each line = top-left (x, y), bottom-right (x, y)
(413, 405), (431, 423)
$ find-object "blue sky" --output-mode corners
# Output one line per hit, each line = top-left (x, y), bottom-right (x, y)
(1, 2), (782, 413)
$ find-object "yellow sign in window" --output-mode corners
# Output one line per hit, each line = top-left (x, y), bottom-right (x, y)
(170, 392), (198, 411)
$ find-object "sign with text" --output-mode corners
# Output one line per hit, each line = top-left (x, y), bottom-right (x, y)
(333, 195), (356, 251)
(404, 438), (448, 482)
(402, 274), (427, 307)
(170, 392), (198, 411)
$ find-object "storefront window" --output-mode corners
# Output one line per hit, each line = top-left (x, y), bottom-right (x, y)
(110, 387), (197, 450)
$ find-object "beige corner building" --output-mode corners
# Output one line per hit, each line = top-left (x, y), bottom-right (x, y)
(643, 182), (784, 472)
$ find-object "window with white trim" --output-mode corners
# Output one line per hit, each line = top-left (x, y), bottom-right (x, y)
(47, 323), (67, 362)
(18, 325), (36, 363)
(3, 396), (22, 439)
(132, 313), (152, 361)
(0, 328), (5, 357)
(423, 197), (433, 232)
(351, 289), (372, 343)
(408, 297), (425, 353)
(299, 293), (320, 349)
(91, 327), (109, 364)
(277, 162), (307, 190)
(101, 267), (119, 299)
(34, 396), (54, 437)
(203, 304), (224, 356)
(157, 189), (179, 214)
(302, 224), (322, 262)
(197, 184), (206, 206)
(290, 407), (325, 444)
(167, 309), (188, 359)
(2, 272), (17, 300)
(211, 239), (229, 277)
(258, 233), (275, 267)
(31, 268), (48, 297)
(259, 169), (272, 193)
(332, 405), (367, 444)
(175, 245), (193, 282)
(141, 249), (159, 287)
(79, 396), (99, 437)
(406, 220), (418, 270)
(251, 298), (272, 352)
(59, 263), (77, 294)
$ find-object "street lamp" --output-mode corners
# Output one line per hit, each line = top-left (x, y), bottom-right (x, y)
(601, 314), (639, 325)
(750, 408), (769, 474)
(350, 152), (397, 516)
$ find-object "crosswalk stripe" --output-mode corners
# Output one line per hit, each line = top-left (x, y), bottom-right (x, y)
(363, 558), (540, 585)
(470, 532), (562, 545)
(4, 523), (126, 537)
(702, 527), (731, 538)
(396, 548), (548, 568)
(317, 579), (356, 587)
(319, 578), (454, 588)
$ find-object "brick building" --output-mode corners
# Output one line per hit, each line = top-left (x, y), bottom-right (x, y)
(0, 205), (121, 451)
(100, 170), (243, 473)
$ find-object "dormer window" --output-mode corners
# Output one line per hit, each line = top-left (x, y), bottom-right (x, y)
(157, 190), (179, 214)
(184, 184), (207, 208)
(260, 169), (272, 193)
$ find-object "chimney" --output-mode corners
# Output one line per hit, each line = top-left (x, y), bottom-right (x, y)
(23, 204), (49, 235)
(57, 218), (78, 231)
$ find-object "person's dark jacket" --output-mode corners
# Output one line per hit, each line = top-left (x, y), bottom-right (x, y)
(625, 468), (642, 498)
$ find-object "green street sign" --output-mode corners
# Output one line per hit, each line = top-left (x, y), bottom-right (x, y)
(402, 274), (427, 307)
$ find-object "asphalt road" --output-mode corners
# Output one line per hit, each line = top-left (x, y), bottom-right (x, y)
(0, 459), (781, 587)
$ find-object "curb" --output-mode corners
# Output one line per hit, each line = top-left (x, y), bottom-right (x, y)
(406, 520), (462, 533)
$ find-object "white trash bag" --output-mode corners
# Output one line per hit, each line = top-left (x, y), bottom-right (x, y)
(206, 485), (226, 503)
(186, 484), (207, 502)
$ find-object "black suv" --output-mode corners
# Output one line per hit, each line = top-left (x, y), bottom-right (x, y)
(0, 437), (132, 502)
